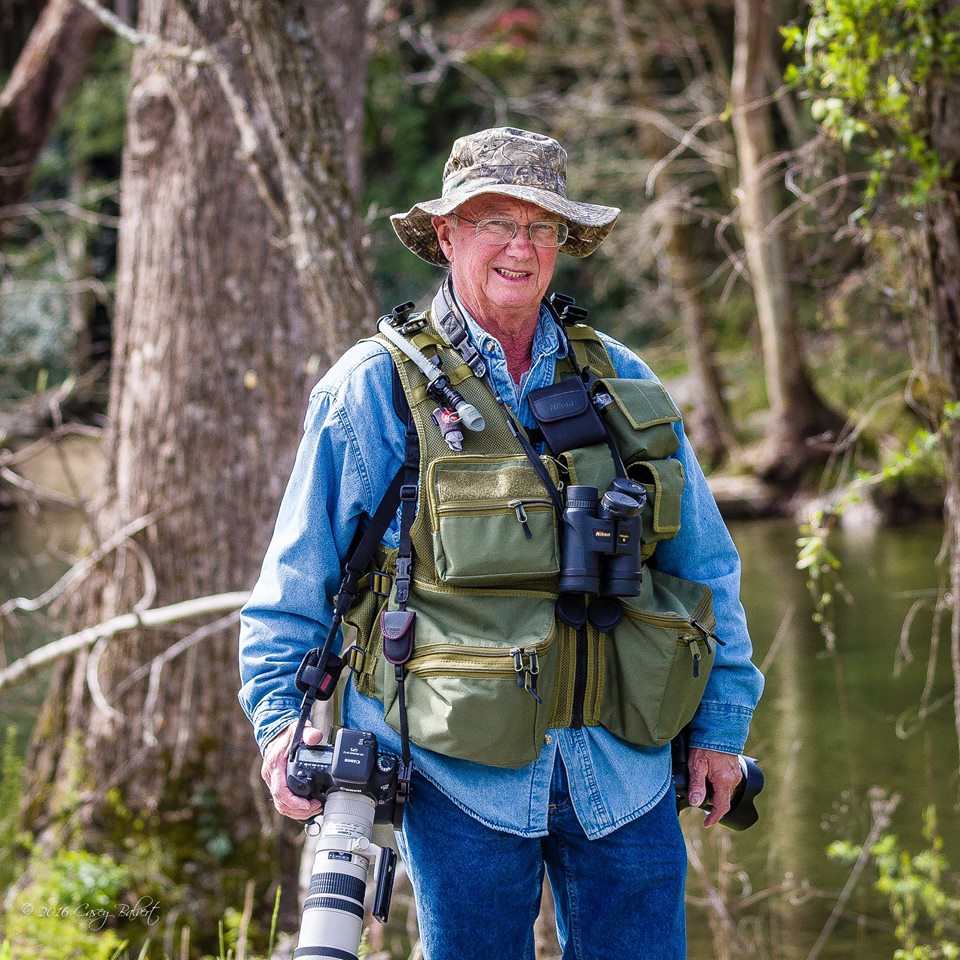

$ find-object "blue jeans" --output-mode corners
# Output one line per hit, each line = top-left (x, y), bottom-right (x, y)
(397, 757), (687, 960)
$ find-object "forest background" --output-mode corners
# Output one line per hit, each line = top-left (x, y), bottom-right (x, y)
(1, 0), (959, 958)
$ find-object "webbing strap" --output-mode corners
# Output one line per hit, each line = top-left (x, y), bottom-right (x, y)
(436, 275), (488, 378)
(394, 411), (419, 609)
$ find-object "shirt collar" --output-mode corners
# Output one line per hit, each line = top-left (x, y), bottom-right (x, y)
(429, 282), (566, 363)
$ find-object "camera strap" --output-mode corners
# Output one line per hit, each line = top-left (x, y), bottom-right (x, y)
(290, 367), (420, 761)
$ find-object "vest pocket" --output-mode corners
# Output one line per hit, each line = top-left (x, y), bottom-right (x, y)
(593, 378), (681, 464)
(427, 455), (560, 586)
(380, 587), (557, 767)
(599, 567), (716, 747)
(627, 457), (685, 545)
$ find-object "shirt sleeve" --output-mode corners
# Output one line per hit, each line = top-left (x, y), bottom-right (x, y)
(598, 333), (764, 755)
(237, 385), (370, 755)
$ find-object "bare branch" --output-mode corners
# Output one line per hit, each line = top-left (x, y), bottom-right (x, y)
(72, 0), (209, 62)
(0, 510), (160, 617)
(0, 592), (250, 692)
(805, 791), (901, 960)
(140, 611), (239, 745)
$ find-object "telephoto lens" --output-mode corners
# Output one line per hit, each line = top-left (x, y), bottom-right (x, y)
(288, 729), (403, 960)
(296, 791), (390, 960)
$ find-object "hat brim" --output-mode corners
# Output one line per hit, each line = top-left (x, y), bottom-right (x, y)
(390, 184), (621, 267)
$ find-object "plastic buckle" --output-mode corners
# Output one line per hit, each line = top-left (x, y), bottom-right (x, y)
(371, 570), (394, 597)
(400, 484), (418, 502)
(343, 644), (366, 673)
(399, 315), (428, 336)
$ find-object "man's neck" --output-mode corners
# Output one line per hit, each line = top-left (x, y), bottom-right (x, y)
(453, 293), (540, 386)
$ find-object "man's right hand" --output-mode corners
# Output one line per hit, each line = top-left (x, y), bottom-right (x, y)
(261, 721), (326, 820)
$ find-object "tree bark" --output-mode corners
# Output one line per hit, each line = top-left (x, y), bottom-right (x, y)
(606, 0), (740, 470)
(927, 0), (960, 767)
(0, 0), (104, 221)
(730, 0), (842, 482)
(22, 0), (372, 939)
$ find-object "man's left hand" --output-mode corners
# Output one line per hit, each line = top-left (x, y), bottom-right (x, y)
(687, 747), (742, 828)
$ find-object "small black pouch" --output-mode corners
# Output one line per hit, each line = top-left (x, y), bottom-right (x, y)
(380, 610), (416, 665)
(528, 377), (608, 455)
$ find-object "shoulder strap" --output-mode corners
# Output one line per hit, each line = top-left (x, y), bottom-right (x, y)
(560, 324), (616, 380)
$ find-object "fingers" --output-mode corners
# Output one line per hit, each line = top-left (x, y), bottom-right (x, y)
(261, 721), (326, 821)
(687, 749), (709, 808)
(688, 748), (743, 829)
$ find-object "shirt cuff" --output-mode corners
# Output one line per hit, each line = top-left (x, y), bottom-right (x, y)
(251, 697), (303, 757)
(687, 701), (755, 755)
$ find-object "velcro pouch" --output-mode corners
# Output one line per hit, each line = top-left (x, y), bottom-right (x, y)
(380, 610), (416, 665)
(528, 378), (607, 454)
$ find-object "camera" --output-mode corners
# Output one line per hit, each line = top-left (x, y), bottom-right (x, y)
(559, 478), (647, 596)
(287, 726), (405, 826)
(287, 728), (409, 959)
(671, 726), (764, 831)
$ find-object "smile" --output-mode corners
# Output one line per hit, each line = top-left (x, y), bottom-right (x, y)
(494, 268), (532, 280)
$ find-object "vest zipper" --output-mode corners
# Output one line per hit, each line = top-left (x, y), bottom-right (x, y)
(434, 498), (552, 532)
(405, 637), (552, 695)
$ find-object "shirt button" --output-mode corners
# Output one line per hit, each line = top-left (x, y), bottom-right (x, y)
(543, 734), (553, 745)
(484, 338), (497, 353)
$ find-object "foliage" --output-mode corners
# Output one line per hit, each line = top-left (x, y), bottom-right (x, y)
(0, 33), (126, 403)
(3, 850), (130, 960)
(828, 806), (960, 958)
(0, 727), (31, 891)
(796, 403), (953, 645)
(783, 0), (960, 205)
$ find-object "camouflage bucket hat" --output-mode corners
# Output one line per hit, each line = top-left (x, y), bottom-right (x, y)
(391, 127), (621, 266)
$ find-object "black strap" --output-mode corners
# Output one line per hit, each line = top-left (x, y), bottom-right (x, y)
(437, 275), (488, 378)
(394, 410), (419, 608)
(290, 360), (417, 754)
(541, 295), (627, 479)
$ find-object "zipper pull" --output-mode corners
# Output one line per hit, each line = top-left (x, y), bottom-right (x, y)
(689, 640), (701, 678)
(691, 618), (724, 647)
(523, 648), (543, 704)
(511, 647), (525, 688)
(509, 500), (533, 540)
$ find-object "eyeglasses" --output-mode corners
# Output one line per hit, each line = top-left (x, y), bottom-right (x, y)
(453, 215), (569, 248)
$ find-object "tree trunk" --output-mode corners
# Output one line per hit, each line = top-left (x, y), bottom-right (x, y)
(730, 0), (842, 483)
(22, 0), (371, 940)
(927, 0), (960, 766)
(0, 0), (104, 223)
(606, 0), (740, 470)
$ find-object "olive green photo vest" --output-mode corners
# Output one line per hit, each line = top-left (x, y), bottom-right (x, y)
(340, 314), (717, 768)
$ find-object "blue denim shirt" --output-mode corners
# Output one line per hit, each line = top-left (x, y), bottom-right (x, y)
(239, 284), (764, 840)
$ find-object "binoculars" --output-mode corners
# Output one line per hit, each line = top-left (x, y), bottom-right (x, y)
(559, 478), (647, 597)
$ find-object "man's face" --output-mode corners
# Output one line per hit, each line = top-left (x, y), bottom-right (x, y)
(433, 195), (561, 327)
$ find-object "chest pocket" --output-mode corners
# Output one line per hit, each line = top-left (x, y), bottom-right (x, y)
(594, 378), (686, 550)
(426, 454), (560, 586)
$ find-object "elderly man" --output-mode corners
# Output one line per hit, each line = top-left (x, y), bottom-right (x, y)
(240, 127), (763, 960)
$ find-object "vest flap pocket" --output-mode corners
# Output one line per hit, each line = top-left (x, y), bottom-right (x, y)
(593, 379), (681, 464)
(599, 567), (715, 747)
(628, 457), (685, 537)
(427, 455), (560, 586)
(380, 586), (557, 767)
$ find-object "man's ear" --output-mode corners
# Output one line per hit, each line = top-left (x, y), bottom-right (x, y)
(432, 215), (455, 262)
